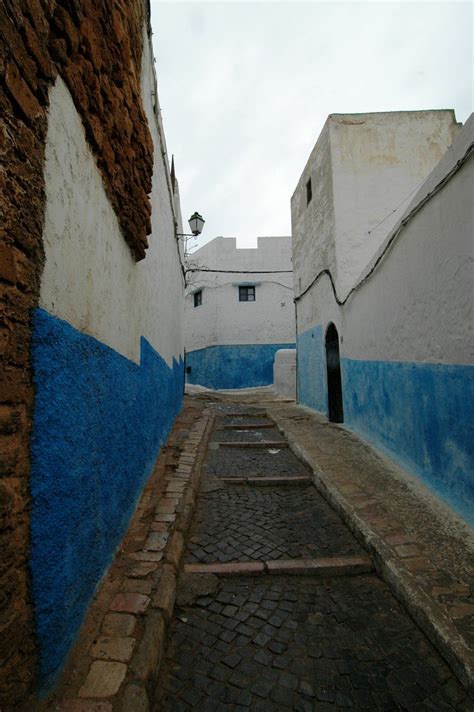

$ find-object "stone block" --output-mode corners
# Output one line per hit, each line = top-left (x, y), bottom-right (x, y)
(101, 612), (136, 637)
(78, 661), (127, 698)
(109, 592), (150, 615)
(89, 636), (136, 663)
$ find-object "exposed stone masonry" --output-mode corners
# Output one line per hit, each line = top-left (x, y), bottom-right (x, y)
(0, 1), (154, 706)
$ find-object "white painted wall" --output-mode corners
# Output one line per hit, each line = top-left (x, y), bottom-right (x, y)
(292, 110), (460, 301)
(185, 236), (295, 352)
(273, 349), (297, 398)
(291, 122), (336, 299)
(295, 114), (473, 366)
(40, 28), (184, 367)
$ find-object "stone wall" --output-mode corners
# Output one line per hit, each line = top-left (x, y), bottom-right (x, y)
(0, 1), (154, 706)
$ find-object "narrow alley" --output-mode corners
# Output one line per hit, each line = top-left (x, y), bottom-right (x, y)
(153, 396), (471, 711)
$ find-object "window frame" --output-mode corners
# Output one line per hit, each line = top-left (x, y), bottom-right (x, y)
(239, 285), (256, 302)
(193, 289), (202, 308)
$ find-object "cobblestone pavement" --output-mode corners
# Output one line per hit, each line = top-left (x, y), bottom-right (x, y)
(156, 576), (470, 711)
(185, 485), (364, 563)
(204, 446), (310, 478)
(213, 426), (284, 443)
(154, 400), (472, 710)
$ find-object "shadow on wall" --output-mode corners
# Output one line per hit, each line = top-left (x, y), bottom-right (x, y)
(186, 343), (295, 390)
(30, 309), (183, 693)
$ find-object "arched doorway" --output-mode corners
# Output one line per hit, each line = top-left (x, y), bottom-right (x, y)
(325, 323), (344, 423)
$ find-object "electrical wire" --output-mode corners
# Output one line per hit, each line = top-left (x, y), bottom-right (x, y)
(295, 141), (473, 306)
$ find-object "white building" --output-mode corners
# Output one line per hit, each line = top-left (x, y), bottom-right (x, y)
(292, 110), (474, 525)
(185, 236), (295, 389)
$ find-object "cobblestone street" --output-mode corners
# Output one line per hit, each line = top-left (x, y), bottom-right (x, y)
(154, 402), (472, 710)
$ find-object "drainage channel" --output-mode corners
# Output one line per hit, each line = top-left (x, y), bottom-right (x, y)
(154, 403), (469, 710)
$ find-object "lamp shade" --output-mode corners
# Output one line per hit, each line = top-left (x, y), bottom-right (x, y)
(188, 212), (205, 236)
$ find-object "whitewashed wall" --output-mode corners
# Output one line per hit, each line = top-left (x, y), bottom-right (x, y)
(40, 30), (184, 367)
(293, 114), (474, 524)
(185, 236), (295, 351)
(292, 110), (460, 301)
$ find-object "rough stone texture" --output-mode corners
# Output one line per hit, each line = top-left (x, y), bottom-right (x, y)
(157, 576), (472, 710)
(78, 661), (127, 699)
(0, 2), (153, 706)
(204, 446), (310, 478)
(32, 400), (214, 710)
(185, 484), (363, 563)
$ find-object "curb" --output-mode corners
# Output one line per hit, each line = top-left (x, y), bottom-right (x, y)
(184, 555), (373, 577)
(54, 406), (216, 712)
(122, 408), (216, 710)
(272, 413), (474, 692)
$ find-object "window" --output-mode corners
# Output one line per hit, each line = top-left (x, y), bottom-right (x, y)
(239, 286), (255, 302)
(194, 290), (202, 307)
(306, 178), (312, 205)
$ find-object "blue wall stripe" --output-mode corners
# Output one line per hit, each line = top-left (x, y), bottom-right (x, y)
(186, 343), (295, 390)
(30, 308), (183, 692)
(297, 324), (474, 526)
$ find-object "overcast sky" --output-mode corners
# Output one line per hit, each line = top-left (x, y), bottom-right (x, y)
(150, 1), (472, 249)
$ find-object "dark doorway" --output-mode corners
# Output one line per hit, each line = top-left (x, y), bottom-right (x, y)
(325, 323), (344, 423)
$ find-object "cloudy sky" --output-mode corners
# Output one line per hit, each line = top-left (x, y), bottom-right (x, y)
(150, 1), (472, 249)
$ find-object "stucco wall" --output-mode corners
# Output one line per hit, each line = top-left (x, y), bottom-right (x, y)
(29, 25), (185, 692)
(292, 111), (460, 300)
(294, 115), (473, 524)
(185, 236), (295, 388)
(273, 349), (297, 399)
(291, 123), (336, 297)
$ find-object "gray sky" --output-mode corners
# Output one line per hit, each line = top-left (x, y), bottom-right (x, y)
(150, 1), (473, 249)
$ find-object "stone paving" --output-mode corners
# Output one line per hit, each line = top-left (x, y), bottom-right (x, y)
(213, 426), (284, 443)
(185, 484), (364, 564)
(157, 576), (470, 711)
(204, 445), (310, 478)
(154, 401), (472, 710)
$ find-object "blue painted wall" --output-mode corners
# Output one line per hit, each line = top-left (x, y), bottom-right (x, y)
(30, 308), (183, 692)
(296, 326), (327, 412)
(342, 358), (474, 525)
(297, 324), (474, 525)
(186, 343), (295, 390)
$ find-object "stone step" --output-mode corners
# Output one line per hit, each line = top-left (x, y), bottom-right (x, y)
(222, 423), (274, 430)
(214, 441), (289, 449)
(219, 475), (311, 486)
(184, 555), (373, 577)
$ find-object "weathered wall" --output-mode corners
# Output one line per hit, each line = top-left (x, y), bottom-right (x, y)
(291, 123), (336, 298)
(292, 111), (460, 299)
(294, 115), (474, 524)
(273, 348), (297, 399)
(0, 1), (183, 705)
(185, 236), (295, 389)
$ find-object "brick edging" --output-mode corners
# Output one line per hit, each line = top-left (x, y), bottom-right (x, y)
(271, 413), (474, 692)
(118, 408), (215, 711)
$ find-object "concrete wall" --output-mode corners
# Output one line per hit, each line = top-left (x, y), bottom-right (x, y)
(294, 113), (473, 525)
(292, 111), (460, 299)
(28, 25), (184, 693)
(185, 236), (295, 388)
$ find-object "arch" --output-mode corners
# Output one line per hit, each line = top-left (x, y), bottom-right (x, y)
(325, 323), (344, 423)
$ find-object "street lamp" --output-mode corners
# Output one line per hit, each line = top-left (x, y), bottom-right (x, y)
(176, 212), (205, 257)
(188, 212), (205, 236)
(177, 212), (205, 239)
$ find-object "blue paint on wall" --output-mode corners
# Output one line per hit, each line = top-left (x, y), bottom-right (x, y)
(30, 308), (183, 692)
(186, 343), (295, 390)
(342, 358), (474, 526)
(296, 326), (327, 412)
(296, 324), (474, 524)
